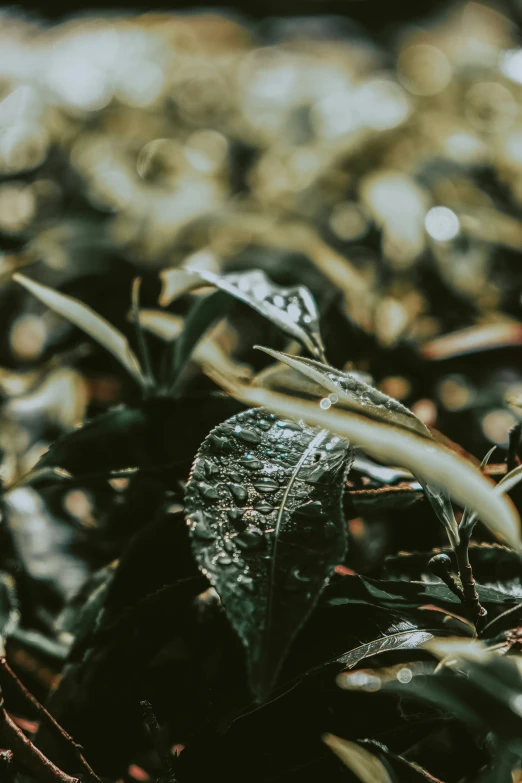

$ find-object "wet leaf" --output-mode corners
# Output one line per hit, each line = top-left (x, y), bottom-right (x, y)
(208, 375), (521, 550)
(185, 406), (353, 701)
(257, 348), (430, 438)
(13, 274), (145, 388)
(256, 348), (459, 544)
(336, 629), (436, 670)
(323, 734), (393, 783)
(160, 267), (327, 362)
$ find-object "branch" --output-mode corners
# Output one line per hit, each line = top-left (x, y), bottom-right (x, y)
(0, 700), (79, 783)
(0, 657), (101, 783)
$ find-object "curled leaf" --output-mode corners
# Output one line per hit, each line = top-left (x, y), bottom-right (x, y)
(206, 374), (521, 550)
(14, 274), (145, 388)
(257, 347), (430, 438)
(185, 407), (353, 702)
(160, 267), (326, 362)
(323, 734), (393, 783)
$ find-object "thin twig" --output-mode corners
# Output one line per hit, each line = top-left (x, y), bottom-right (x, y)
(0, 657), (101, 783)
(0, 704), (79, 783)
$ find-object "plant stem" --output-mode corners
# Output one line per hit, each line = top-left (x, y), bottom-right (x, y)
(0, 702), (79, 783)
(454, 529), (487, 629)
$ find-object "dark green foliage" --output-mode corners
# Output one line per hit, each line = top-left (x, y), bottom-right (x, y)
(185, 407), (353, 700)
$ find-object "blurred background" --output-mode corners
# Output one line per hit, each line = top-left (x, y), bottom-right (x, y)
(1, 0), (522, 625)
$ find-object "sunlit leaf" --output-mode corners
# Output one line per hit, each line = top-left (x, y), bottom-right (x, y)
(257, 348), (430, 438)
(14, 274), (145, 388)
(461, 464), (522, 535)
(323, 734), (393, 783)
(185, 407), (353, 702)
(205, 373), (521, 550)
(160, 267), (327, 362)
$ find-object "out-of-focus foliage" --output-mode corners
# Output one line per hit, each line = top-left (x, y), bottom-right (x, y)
(2, 3), (522, 783)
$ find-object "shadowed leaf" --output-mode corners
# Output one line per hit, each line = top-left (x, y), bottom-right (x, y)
(185, 406), (353, 702)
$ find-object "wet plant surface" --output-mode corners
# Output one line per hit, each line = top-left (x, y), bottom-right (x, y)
(3, 4), (522, 783)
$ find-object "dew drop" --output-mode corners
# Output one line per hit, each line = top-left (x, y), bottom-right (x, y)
(227, 508), (246, 527)
(209, 434), (233, 453)
(239, 455), (263, 470)
(199, 482), (220, 502)
(215, 553), (233, 566)
(229, 483), (248, 504)
(277, 420), (302, 431)
(234, 528), (265, 550)
(254, 500), (273, 515)
(203, 460), (219, 478)
(235, 428), (262, 445)
(253, 477), (280, 493)
(237, 574), (255, 592)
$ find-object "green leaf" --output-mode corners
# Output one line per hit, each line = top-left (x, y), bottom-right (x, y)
(184, 407), (353, 702)
(139, 308), (252, 387)
(256, 348), (459, 544)
(170, 289), (233, 390)
(160, 267), (327, 362)
(462, 464), (522, 534)
(336, 629), (436, 670)
(256, 348), (430, 438)
(209, 375), (520, 550)
(17, 396), (245, 487)
(14, 274), (145, 389)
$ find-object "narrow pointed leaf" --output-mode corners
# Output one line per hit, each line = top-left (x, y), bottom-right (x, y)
(336, 629), (436, 670)
(257, 347), (430, 438)
(160, 267), (326, 361)
(206, 374), (520, 550)
(185, 407), (353, 702)
(462, 464), (522, 534)
(323, 735), (393, 783)
(14, 274), (145, 388)
(170, 289), (233, 388)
